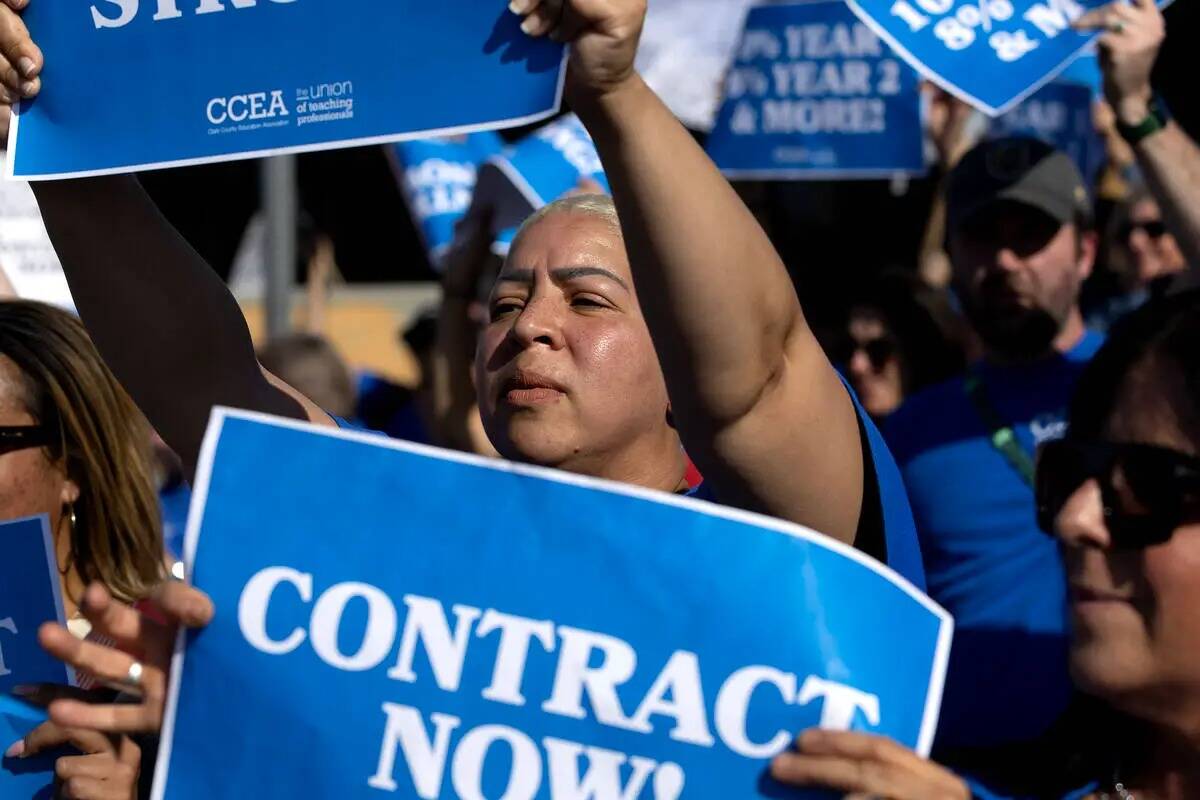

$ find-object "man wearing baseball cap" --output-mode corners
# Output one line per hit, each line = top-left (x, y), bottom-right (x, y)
(885, 137), (1104, 794)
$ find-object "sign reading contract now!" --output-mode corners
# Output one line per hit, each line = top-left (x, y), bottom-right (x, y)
(152, 409), (951, 799)
(8, 1), (566, 180)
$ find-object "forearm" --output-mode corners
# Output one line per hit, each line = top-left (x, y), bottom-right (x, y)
(1134, 122), (1200, 268)
(32, 175), (303, 472)
(432, 294), (485, 453)
(573, 76), (809, 424)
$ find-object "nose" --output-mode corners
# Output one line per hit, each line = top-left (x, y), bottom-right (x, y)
(994, 247), (1024, 273)
(1055, 479), (1111, 550)
(848, 348), (873, 377)
(511, 295), (566, 351)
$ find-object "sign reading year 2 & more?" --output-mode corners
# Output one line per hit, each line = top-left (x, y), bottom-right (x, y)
(707, 0), (925, 180)
(847, 0), (1170, 115)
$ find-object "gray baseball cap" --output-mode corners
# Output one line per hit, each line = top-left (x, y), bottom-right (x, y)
(946, 137), (1092, 234)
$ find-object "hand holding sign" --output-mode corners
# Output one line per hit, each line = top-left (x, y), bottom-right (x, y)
(769, 730), (971, 799)
(512, 0), (646, 97)
(8, 720), (141, 800)
(1073, 0), (1163, 125)
(0, 0), (41, 103)
(30, 582), (213, 736)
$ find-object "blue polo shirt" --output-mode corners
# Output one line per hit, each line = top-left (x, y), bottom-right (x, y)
(885, 331), (1103, 755)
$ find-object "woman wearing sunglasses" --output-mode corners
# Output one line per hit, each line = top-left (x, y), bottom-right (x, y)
(833, 270), (969, 421)
(1, 300), (164, 798)
(1091, 188), (1191, 331)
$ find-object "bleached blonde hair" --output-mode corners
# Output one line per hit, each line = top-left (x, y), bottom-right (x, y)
(510, 193), (622, 252)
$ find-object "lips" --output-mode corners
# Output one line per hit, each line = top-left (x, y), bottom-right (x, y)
(500, 369), (567, 406)
(1069, 584), (1133, 605)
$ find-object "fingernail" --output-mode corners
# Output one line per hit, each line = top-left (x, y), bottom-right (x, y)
(17, 58), (33, 78)
(20, 81), (36, 97)
(520, 16), (537, 34)
(508, 0), (529, 13)
(4, 740), (23, 759)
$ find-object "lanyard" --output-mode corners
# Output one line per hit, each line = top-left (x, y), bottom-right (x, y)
(963, 370), (1037, 488)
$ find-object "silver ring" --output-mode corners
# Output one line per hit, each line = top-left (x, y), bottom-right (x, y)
(1108, 19), (1125, 33)
(122, 661), (144, 689)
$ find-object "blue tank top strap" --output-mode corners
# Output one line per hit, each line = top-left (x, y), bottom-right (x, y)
(687, 379), (925, 590)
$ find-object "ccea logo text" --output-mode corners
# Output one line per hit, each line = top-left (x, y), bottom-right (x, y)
(206, 90), (290, 130)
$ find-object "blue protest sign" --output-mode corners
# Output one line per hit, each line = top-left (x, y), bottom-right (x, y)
(990, 80), (1101, 181)
(0, 696), (57, 800)
(152, 409), (951, 799)
(0, 516), (72, 695)
(845, 0), (1167, 115)
(1058, 48), (1103, 97)
(487, 115), (611, 210)
(0, 516), (72, 800)
(707, 0), (926, 180)
(9, 3), (565, 180)
(392, 133), (506, 266)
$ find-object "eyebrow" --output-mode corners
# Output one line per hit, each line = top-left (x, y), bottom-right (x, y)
(496, 266), (630, 292)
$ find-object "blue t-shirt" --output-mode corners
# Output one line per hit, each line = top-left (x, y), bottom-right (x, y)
(690, 381), (926, 591)
(884, 331), (1104, 754)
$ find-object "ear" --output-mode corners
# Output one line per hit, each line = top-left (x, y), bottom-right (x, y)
(59, 477), (81, 507)
(1077, 230), (1098, 282)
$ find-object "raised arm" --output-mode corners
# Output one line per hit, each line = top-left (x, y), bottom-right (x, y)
(1079, 0), (1200, 271)
(31, 176), (329, 476)
(514, 0), (865, 543)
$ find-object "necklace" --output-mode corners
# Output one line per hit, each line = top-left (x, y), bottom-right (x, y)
(1097, 780), (1135, 799)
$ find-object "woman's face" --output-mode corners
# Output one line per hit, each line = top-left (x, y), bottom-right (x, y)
(1125, 198), (1187, 287)
(1057, 360), (1200, 721)
(844, 309), (904, 419)
(475, 212), (673, 474)
(0, 355), (75, 531)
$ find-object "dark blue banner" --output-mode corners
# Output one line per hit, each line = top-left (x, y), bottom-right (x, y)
(151, 410), (951, 799)
(707, 0), (926, 179)
(990, 80), (1102, 181)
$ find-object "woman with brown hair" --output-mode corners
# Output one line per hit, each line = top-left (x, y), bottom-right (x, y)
(1, 299), (164, 799)
(0, 299), (164, 613)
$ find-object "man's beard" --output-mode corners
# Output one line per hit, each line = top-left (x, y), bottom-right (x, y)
(968, 303), (1062, 361)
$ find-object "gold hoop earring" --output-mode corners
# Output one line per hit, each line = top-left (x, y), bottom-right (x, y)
(58, 503), (77, 577)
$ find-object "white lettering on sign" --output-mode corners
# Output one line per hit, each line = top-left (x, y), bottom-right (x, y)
(884, 0), (1081, 65)
(206, 91), (289, 125)
(782, 23), (882, 59)
(91, 0), (297, 29)
(1023, 0), (1085, 38)
(0, 617), (17, 678)
(369, 703), (687, 799)
(238, 565), (884, 796)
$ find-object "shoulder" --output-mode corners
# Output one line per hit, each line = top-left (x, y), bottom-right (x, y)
(883, 374), (972, 464)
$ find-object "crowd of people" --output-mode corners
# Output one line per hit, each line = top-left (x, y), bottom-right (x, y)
(0, 0), (1198, 797)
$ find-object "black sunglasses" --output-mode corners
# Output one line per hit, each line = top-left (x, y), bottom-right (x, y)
(1036, 439), (1200, 549)
(834, 336), (897, 371)
(1121, 220), (1168, 242)
(0, 425), (55, 455)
